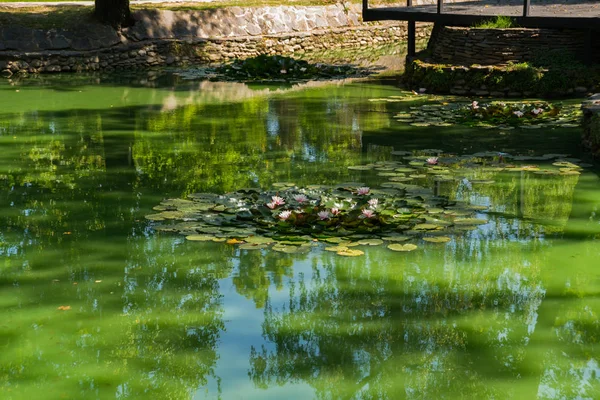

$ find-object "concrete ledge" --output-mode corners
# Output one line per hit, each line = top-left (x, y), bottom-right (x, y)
(404, 58), (598, 98)
(0, 5), (433, 75)
(582, 94), (600, 158)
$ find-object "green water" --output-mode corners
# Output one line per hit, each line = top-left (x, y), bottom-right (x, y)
(1, 74), (599, 400)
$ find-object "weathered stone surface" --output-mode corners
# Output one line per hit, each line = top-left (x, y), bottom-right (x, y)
(429, 26), (596, 66)
(0, 5), (431, 75)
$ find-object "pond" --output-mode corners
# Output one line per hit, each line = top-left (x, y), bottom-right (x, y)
(1, 72), (599, 400)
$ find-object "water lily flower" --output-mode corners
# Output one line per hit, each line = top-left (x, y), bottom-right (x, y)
(419, 88), (427, 94)
(280, 69), (287, 74)
(361, 209), (375, 219)
(513, 111), (524, 118)
(266, 202), (277, 209)
(331, 207), (341, 216)
(317, 210), (330, 220)
(426, 157), (438, 165)
(531, 108), (543, 115)
(471, 101), (479, 110)
(294, 209), (305, 214)
(293, 194), (309, 204)
(356, 187), (370, 195)
(271, 196), (285, 206)
(368, 198), (379, 209)
(278, 210), (292, 220)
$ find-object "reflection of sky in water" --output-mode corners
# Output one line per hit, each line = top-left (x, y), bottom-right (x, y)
(0, 76), (599, 399)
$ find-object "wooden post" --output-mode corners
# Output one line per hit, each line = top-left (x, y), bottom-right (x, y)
(523, 0), (530, 17)
(363, 0), (368, 13)
(437, 0), (444, 14)
(408, 21), (416, 57)
(584, 29), (592, 64)
(407, 0), (415, 57)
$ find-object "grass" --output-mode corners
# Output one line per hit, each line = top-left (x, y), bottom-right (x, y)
(472, 15), (517, 29)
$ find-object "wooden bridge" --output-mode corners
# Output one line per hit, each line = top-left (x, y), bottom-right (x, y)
(362, 0), (600, 57)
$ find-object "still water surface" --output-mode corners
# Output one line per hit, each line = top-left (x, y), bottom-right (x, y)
(1, 74), (599, 399)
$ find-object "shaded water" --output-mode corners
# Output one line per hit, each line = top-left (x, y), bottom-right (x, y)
(1, 74), (599, 400)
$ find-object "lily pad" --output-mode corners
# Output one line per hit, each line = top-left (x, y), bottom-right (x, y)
(453, 218), (488, 225)
(337, 249), (365, 257)
(186, 234), (217, 242)
(387, 243), (418, 252)
(423, 236), (451, 243)
(357, 238), (384, 246)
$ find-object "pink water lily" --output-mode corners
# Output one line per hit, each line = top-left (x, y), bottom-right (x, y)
(278, 210), (292, 220)
(531, 108), (543, 115)
(331, 207), (341, 216)
(361, 209), (375, 219)
(513, 111), (524, 118)
(271, 196), (285, 206)
(356, 187), (370, 196)
(317, 211), (330, 220)
(471, 101), (479, 110)
(293, 194), (309, 204)
(368, 198), (379, 209)
(427, 157), (438, 165)
(266, 202), (277, 209)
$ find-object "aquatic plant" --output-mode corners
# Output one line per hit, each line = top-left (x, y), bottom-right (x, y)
(146, 149), (587, 256)
(387, 99), (581, 129)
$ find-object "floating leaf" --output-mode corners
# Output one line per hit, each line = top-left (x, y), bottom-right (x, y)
(387, 243), (418, 252)
(423, 236), (451, 243)
(357, 239), (384, 246)
(186, 234), (217, 241)
(454, 218), (488, 225)
(337, 249), (365, 257)
(245, 236), (274, 244)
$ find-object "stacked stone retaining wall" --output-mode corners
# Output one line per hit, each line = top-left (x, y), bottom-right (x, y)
(582, 94), (600, 158)
(0, 5), (433, 75)
(429, 26), (597, 66)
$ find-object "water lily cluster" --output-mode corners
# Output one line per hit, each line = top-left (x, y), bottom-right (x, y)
(265, 186), (385, 231)
(466, 101), (558, 123)
(214, 55), (370, 82)
(391, 99), (580, 129)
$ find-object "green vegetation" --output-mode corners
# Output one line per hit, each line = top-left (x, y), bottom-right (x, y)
(472, 15), (517, 29)
(406, 56), (600, 96)
(213, 55), (374, 82)
(1, 75), (599, 399)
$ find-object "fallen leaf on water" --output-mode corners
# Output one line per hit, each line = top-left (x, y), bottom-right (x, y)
(57, 306), (71, 311)
(226, 238), (244, 244)
(94, 280), (102, 283)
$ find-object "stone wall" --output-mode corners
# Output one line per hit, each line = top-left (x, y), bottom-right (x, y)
(404, 59), (598, 98)
(582, 94), (600, 158)
(0, 5), (432, 75)
(429, 26), (597, 66)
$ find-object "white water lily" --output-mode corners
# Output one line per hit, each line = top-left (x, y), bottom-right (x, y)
(513, 111), (524, 118)
(317, 211), (330, 220)
(368, 198), (379, 209)
(361, 209), (375, 219)
(356, 187), (370, 195)
(531, 108), (543, 115)
(271, 196), (285, 206)
(278, 210), (292, 220)
(293, 194), (309, 204)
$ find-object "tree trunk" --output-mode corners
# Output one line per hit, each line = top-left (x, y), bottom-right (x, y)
(94, 0), (134, 28)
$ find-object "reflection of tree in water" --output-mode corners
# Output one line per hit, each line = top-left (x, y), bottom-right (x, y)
(247, 233), (597, 399)
(247, 173), (600, 399)
(233, 250), (296, 309)
(0, 111), (231, 398)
